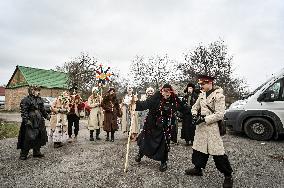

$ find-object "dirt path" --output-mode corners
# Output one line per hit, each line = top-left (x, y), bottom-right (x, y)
(0, 118), (284, 188)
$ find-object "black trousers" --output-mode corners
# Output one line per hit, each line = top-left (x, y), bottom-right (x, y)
(192, 149), (233, 176)
(67, 114), (80, 137)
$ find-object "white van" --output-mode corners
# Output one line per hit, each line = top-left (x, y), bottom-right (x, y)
(224, 68), (284, 141)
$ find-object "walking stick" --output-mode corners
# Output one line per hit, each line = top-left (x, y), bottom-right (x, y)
(124, 94), (137, 173)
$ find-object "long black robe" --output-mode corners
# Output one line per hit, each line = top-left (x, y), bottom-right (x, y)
(136, 91), (188, 162)
(17, 95), (49, 150)
(180, 92), (198, 142)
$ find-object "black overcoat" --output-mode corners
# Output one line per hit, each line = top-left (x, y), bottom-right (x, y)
(180, 92), (198, 142)
(136, 91), (188, 161)
(17, 95), (48, 150)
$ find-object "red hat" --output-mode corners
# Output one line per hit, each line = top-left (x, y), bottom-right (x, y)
(197, 74), (215, 84)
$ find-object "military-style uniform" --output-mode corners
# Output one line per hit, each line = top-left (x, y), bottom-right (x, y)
(185, 75), (233, 188)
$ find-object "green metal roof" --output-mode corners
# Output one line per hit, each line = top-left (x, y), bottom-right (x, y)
(7, 65), (69, 89)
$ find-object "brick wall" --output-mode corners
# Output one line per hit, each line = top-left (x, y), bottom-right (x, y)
(5, 87), (66, 111)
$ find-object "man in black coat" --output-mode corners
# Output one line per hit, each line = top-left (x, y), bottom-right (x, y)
(17, 85), (50, 160)
(134, 84), (189, 172)
(180, 82), (199, 146)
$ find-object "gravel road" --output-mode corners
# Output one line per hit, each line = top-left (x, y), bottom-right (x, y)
(0, 114), (283, 188)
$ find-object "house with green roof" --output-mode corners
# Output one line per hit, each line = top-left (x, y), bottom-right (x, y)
(5, 65), (69, 111)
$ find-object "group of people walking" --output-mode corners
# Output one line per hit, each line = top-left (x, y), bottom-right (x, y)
(17, 73), (233, 188)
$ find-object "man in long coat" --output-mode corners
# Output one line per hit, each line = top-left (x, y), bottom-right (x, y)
(180, 82), (199, 146)
(101, 88), (121, 142)
(185, 75), (233, 188)
(17, 85), (50, 160)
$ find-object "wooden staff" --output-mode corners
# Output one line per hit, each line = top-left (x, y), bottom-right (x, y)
(124, 93), (137, 173)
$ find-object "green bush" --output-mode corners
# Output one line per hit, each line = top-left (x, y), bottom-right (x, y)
(0, 119), (19, 140)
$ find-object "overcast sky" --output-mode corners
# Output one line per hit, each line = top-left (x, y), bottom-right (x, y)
(0, 0), (283, 90)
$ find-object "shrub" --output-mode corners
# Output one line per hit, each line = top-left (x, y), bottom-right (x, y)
(0, 119), (19, 140)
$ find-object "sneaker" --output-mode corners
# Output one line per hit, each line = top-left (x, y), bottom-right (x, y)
(68, 137), (73, 143)
(110, 138), (114, 142)
(96, 137), (101, 140)
(159, 162), (167, 172)
(223, 176), (233, 188)
(185, 168), (203, 176)
(106, 137), (109, 141)
(90, 137), (95, 141)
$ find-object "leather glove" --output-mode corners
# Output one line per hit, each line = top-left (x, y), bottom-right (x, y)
(192, 115), (198, 121)
(195, 115), (206, 125)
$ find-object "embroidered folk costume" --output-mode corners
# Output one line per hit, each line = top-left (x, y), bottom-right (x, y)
(50, 91), (70, 148)
(87, 87), (103, 141)
(67, 86), (84, 142)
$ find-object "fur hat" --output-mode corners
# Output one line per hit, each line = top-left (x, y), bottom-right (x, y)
(184, 82), (195, 93)
(146, 87), (154, 94)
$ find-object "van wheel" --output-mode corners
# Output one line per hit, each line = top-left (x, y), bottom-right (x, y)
(244, 117), (274, 141)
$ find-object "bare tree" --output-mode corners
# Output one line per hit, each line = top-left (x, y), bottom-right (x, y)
(129, 55), (175, 92)
(179, 40), (248, 102)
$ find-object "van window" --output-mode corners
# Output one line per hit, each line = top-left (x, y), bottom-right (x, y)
(266, 79), (283, 101)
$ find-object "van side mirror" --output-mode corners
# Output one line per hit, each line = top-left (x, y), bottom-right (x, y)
(257, 90), (275, 102)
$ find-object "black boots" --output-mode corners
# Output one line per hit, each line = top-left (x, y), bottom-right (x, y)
(223, 176), (233, 188)
(33, 149), (44, 158)
(19, 150), (28, 160)
(106, 132), (110, 141)
(96, 129), (101, 140)
(106, 131), (114, 142)
(90, 130), (94, 141)
(135, 152), (143, 163)
(185, 167), (203, 176)
(110, 131), (114, 142)
(159, 162), (167, 172)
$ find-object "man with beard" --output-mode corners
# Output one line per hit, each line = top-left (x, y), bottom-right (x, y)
(101, 88), (122, 142)
(185, 75), (233, 188)
(17, 85), (50, 160)
(134, 84), (189, 172)
(180, 82), (199, 146)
